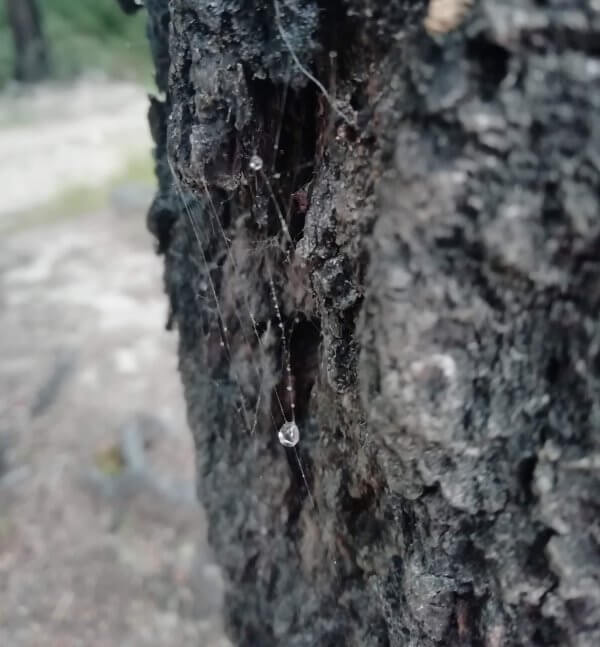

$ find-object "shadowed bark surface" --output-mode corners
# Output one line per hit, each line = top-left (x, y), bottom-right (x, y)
(138, 1), (600, 645)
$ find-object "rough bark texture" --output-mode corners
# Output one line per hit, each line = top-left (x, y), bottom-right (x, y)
(140, 1), (600, 645)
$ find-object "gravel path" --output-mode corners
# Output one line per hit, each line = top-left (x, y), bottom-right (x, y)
(0, 79), (151, 219)
(0, 81), (231, 647)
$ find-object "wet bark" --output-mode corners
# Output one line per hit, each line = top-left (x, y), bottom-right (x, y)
(5, 0), (50, 83)
(137, 1), (600, 645)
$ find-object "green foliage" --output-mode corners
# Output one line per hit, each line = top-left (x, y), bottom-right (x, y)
(0, 0), (152, 87)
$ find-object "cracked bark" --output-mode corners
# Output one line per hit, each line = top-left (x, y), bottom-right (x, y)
(132, 1), (600, 645)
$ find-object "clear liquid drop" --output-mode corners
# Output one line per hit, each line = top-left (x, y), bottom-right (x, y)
(249, 154), (263, 172)
(278, 421), (299, 447)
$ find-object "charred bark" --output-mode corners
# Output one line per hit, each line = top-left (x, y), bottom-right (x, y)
(139, 1), (600, 645)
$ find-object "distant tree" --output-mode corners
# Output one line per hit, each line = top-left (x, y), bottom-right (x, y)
(115, 0), (144, 15)
(5, 0), (50, 82)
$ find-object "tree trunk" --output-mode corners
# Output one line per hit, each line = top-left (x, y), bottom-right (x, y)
(142, 1), (600, 645)
(5, 0), (50, 83)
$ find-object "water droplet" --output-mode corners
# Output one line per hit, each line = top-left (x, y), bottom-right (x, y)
(278, 421), (299, 447)
(249, 154), (263, 172)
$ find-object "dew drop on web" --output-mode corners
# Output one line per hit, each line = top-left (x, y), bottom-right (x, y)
(278, 421), (299, 447)
(249, 154), (263, 172)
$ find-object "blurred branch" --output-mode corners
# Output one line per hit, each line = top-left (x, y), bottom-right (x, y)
(114, 0), (144, 15)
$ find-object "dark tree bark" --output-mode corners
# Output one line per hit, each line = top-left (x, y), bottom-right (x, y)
(140, 1), (600, 645)
(5, 0), (49, 83)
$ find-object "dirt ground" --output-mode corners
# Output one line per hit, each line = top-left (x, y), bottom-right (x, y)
(0, 80), (231, 647)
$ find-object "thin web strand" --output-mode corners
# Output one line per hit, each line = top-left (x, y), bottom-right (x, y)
(266, 263), (318, 512)
(167, 158), (252, 432)
(200, 177), (290, 426)
(273, 0), (354, 127)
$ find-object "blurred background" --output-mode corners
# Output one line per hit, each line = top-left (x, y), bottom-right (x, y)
(0, 2), (230, 645)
